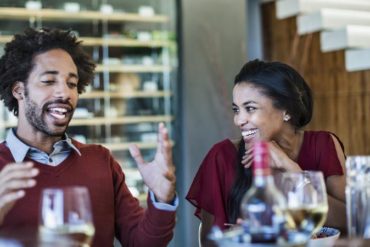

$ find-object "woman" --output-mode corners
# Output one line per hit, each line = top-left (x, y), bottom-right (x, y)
(186, 59), (346, 246)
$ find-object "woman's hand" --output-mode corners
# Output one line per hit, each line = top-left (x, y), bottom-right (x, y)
(268, 141), (302, 172)
(129, 123), (176, 204)
(241, 147), (253, 168)
(241, 141), (301, 172)
(0, 162), (38, 225)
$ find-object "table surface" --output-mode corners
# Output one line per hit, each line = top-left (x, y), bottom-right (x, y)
(204, 238), (370, 247)
(2, 228), (370, 247)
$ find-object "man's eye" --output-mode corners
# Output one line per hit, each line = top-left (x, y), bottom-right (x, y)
(68, 82), (78, 88)
(232, 107), (239, 113)
(41, 80), (54, 84)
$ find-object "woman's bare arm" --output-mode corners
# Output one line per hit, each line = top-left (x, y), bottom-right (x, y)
(199, 210), (215, 247)
(324, 134), (347, 232)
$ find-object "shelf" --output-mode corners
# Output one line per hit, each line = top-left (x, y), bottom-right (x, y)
(0, 35), (172, 48)
(0, 7), (168, 23)
(0, 115), (174, 128)
(101, 140), (174, 151)
(82, 37), (172, 47)
(80, 90), (172, 99)
(71, 115), (173, 126)
(95, 64), (171, 73)
(0, 36), (10, 43)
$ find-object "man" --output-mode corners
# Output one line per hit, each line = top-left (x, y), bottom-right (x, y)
(0, 28), (177, 247)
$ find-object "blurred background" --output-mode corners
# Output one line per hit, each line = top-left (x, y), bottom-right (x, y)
(0, 0), (369, 246)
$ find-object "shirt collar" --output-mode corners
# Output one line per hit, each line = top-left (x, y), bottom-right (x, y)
(5, 128), (81, 162)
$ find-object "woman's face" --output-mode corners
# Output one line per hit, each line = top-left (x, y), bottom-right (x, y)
(232, 82), (286, 145)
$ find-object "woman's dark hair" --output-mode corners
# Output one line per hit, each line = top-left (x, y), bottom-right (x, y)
(227, 59), (313, 223)
(0, 27), (96, 116)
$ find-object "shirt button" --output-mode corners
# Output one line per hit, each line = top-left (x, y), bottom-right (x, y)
(49, 158), (53, 163)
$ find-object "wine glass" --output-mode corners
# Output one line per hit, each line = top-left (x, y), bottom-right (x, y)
(346, 156), (370, 239)
(279, 171), (328, 244)
(39, 186), (95, 247)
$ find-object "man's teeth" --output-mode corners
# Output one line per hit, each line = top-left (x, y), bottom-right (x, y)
(242, 129), (257, 137)
(49, 108), (68, 119)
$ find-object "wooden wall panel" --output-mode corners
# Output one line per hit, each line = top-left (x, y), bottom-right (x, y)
(261, 2), (370, 155)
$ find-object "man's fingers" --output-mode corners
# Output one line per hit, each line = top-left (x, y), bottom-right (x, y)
(128, 144), (146, 166)
(0, 166), (38, 186)
(0, 162), (35, 177)
(162, 139), (173, 164)
(0, 190), (25, 208)
(157, 123), (170, 153)
(155, 123), (173, 165)
(0, 178), (37, 195)
(7, 179), (36, 191)
(0, 163), (38, 196)
(164, 171), (176, 183)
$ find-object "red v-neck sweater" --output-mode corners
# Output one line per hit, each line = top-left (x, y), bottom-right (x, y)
(0, 140), (175, 247)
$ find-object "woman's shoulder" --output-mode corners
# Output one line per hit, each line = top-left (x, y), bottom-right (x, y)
(304, 130), (332, 138)
(302, 130), (345, 160)
(200, 139), (239, 168)
(304, 130), (343, 147)
(301, 131), (345, 177)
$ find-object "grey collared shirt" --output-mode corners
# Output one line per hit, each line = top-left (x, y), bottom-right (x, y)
(5, 128), (80, 165)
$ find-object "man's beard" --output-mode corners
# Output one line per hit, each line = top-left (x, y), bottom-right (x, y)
(24, 96), (71, 137)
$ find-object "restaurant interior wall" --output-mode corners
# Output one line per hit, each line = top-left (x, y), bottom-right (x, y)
(260, 1), (370, 155)
(179, 0), (247, 246)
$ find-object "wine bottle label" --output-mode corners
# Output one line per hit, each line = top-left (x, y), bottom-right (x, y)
(253, 141), (270, 176)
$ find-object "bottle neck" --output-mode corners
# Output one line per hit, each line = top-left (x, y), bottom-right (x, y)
(252, 141), (271, 187)
(253, 170), (274, 187)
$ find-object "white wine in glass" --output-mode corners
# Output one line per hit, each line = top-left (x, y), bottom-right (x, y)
(280, 171), (328, 244)
(39, 186), (95, 247)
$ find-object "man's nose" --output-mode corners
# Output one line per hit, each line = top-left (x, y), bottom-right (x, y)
(54, 81), (71, 99)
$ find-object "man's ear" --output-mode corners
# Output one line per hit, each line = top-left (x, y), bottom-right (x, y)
(12, 81), (25, 100)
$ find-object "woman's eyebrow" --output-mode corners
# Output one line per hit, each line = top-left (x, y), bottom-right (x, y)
(242, 100), (257, 106)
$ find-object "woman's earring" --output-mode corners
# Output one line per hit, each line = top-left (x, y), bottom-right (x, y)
(283, 115), (290, 122)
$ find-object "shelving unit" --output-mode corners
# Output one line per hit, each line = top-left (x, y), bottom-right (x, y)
(0, 115), (173, 128)
(79, 90), (172, 99)
(95, 64), (171, 73)
(0, 0), (178, 204)
(0, 7), (169, 22)
(0, 35), (171, 47)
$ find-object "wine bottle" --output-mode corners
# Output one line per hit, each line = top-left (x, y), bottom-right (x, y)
(240, 141), (286, 243)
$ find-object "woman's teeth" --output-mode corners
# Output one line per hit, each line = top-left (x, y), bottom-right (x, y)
(242, 129), (258, 137)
